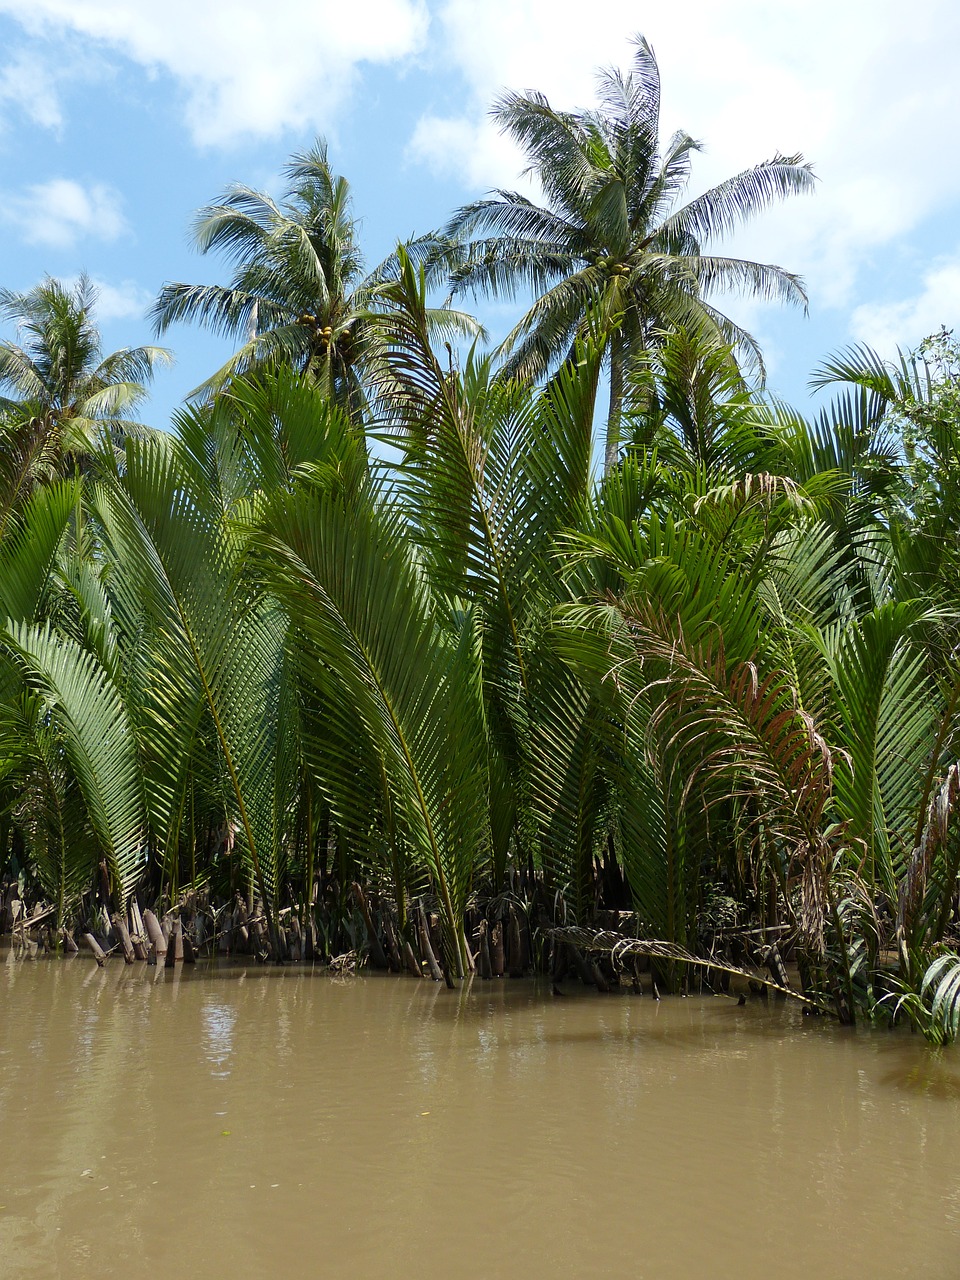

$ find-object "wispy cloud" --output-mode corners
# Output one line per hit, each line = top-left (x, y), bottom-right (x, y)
(850, 257), (960, 355)
(4, 179), (128, 248)
(407, 115), (531, 193)
(81, 277), (153, 323)
(0, 48), (62, 128)
(45, 274), (151, 323)
(0, 0), (430, 145)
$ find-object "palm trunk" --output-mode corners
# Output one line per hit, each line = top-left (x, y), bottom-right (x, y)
(604, 336), (625, 476)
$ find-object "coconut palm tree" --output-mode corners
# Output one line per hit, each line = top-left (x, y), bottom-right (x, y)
(0, 274), (171, 481)
(442, 35), (815, 471)
(151, 141), (383, 414)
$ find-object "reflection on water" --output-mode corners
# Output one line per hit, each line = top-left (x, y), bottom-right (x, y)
(1, 950), (959, 1279)
(201, 1000), (238, 1076)
(880, 1058), (960, 1101)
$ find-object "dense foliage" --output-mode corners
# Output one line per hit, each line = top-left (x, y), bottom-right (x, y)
(3, 39), (960, 1041)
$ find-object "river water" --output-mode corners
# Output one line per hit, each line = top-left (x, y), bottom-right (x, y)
(2, 951), (960, 1279)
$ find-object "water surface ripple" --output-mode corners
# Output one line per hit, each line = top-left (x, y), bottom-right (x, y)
(2, 950), (959, 1278)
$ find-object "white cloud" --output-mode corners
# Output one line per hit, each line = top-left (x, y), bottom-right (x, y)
(0, 49), (62, 128)
(54, 274), (150, 322)
(850, 258), (960, 355)
(0, 0), (429, 144)
(4, 179), (128, 248)
(0, 39), (115, 133)
(408, 115), (532, 193)
(91, 278), (152, 322)
(416, 0), (960, 320)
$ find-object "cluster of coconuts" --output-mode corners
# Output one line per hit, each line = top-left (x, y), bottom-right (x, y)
(297, 314), (334, 344)
(586, 256), (632, 275)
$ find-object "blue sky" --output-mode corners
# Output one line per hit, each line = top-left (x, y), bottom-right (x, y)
(0, 0), (958, 428)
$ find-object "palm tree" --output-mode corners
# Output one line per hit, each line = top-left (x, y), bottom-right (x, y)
(442, 35), (815, 471)
(151, 141), (382, 413)
(365, 250), (608, 915)
(0, 274), (171, 479)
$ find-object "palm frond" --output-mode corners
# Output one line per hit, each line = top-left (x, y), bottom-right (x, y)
(5, 620), (147, 907)
(661, 155), (816, 246)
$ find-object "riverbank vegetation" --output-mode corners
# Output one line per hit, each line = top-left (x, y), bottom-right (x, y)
(3, 38), (960, 1043)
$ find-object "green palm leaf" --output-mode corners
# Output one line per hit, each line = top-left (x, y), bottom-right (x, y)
(257, 486), (488, 975)
(5, 620), (147, 907)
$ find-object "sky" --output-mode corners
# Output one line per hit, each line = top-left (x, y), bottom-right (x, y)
(0, 0), (958, 427)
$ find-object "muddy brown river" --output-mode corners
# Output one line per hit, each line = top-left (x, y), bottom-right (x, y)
(2, 951), (960, 1279)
